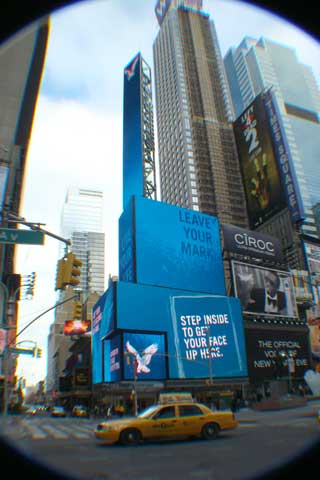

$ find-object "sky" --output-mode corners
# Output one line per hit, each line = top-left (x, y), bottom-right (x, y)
(10, 0), (319, 387)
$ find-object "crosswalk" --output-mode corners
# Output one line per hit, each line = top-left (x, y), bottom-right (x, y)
(3, 419), (96, 441)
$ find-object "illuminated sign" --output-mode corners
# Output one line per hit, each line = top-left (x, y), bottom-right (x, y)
(231, 260), (298, 318)
(119, 197), (226, 295)
(234, 92), (286, 228)
(245, 328), (311, 381)
(221, 223), (283, 262)
(63, 320), (90, 336)
(263, 89), (304, 224)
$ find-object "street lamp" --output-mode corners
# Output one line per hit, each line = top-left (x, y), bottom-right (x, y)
(279, 351), (295, 393)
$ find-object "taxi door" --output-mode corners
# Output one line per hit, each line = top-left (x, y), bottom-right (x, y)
(176, 404), (207, 436)
(145, 405), (183, 439)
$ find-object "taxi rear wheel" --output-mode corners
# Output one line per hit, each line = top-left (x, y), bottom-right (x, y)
(119, 428), (142, 446)
(201, 422), (219, 440)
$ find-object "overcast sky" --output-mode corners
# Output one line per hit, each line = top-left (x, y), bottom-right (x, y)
(12, 0), (320, 386)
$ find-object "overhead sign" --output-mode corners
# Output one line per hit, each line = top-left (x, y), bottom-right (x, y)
(0, 228), (44, 245)
(221, 223), (283, 262)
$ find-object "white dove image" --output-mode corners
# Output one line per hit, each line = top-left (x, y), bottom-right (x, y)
(125, 341), (158, 374)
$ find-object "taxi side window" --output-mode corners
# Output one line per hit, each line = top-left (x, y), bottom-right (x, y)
(153, 406), (176, 419)
(179, 405), (204, 417)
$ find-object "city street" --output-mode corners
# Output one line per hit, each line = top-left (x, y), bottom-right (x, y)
(1, 401), (319, 480)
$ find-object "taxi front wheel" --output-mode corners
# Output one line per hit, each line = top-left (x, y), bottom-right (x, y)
(201, 422), (220, 440)
(119, 428), (142, 446)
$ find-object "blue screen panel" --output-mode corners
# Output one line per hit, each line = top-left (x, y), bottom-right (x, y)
(123, 54), (143, 210)
(116, 281), (247, 380)
(103, 334), (122, 383)
(134, 197), (226, 295)
(123, 332), (166, 381)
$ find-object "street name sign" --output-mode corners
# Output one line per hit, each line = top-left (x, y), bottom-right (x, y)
(8, 347), (35, 356)
(0, 228), (44, 245)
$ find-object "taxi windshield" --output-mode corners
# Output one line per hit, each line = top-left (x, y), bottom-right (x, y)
(137, 405), (159, 418)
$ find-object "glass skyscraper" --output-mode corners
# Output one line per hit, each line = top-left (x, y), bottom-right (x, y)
(60, 186), (105, 294)
(153, 0), (247, 227)
(224, 37), (320, 239)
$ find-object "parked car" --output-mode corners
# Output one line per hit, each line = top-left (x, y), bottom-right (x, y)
(51, 406), (67, 418)
(25, 407), (37, 416)
(72, 405), (89, 418)
(94, 396), (238, 446)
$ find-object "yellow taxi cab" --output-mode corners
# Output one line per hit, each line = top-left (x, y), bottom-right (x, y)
(72, 405), (89, 418)
(94, 393), (238, 446)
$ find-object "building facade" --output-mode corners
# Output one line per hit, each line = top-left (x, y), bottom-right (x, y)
(153, 1), (248, 228)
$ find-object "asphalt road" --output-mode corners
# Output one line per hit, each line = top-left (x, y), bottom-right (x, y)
(1, 403), (320, 480)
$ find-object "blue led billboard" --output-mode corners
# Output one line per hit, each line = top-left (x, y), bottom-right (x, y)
(119, 197), (135, 283)
(123, 332), (167, 381)
(123, 53), (143, 210)
(92, 283), (115, 384)
(103, 334), (121, 383)
(119, 196), (226, 295)
(112, 281), (247, 381)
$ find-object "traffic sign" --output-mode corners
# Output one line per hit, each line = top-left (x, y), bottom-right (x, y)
(0, 228), (44, 245)
(8, 347), (35, 356)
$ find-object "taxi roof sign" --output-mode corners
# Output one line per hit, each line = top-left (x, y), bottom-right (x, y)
(159, 392), (194, 404)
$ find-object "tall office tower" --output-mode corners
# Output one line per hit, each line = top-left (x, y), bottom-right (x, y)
(153, 1), (248, 227)
(224, 37), (320, 240)
(60, 186), (105, 294)
(123, 53), (156, 209)
(46, 187), (105, 393)
(0, 18), (49, 278)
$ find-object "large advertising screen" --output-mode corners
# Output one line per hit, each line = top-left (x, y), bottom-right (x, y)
(92, 284), (115, 384)
(131, 197), (226, 295)
(123, 332), (167, 381)
(245, 328), (311, 382)
(63, 320), (90, 336)
(169, 295), (247, 379)
(103, 334), (122, 383)
(231, 260), (298, 318)
(234, 92), (286, 228)
(115, 281), (247, 380)
(123, 53), (143, 210)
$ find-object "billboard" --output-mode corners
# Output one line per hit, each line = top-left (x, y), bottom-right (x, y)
(262, 89), (304, 224)
(103, 334), (122, 383)
(221, 223), (283, 262)
(245, 328), (311, 381)
(92, 284), (115, 384)
(119, 196), (226, 295)
(92, 282), (247, 384)
(63, 320), (90, 336)
(123, 332), (167, 381)
(231, 260), (298, 318)
(123, 53), (143, 210)
(119, 197), (135, 283)
(169, 295), (247, 379)
(234, 92), (286, 228)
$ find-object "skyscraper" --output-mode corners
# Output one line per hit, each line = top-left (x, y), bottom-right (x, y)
(153, 0), (248, 227)
(47, 186), (105, 393)
(59, 186), (105, 294)
(0, 17), (49, 278)
(224, 37), (320, 240)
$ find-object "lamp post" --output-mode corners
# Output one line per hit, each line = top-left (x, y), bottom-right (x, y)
(279, 351), (295, 393)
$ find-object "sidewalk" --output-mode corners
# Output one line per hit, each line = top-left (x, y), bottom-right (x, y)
(235, 397), (320, 423)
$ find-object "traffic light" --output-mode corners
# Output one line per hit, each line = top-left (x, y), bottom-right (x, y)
(55, 258), (66, 290)
(73, 301), (82, 320)
(63, 253), (82, 287)
(33, 347), (42, 358)
(55, 253), (82, 290)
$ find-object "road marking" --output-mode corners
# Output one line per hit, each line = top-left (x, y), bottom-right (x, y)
(57, 424), (92, 439)
(41, 424), (69, 439)
(24, 424), (47, 439)
(239, 423), (258, 428)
